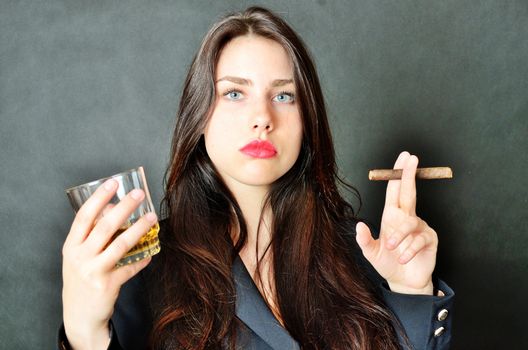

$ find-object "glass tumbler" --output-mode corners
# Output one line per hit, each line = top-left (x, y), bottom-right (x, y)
(65, 166), (160, 267)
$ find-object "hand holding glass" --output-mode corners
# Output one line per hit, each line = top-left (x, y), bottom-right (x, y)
(66, 166), (161, 267)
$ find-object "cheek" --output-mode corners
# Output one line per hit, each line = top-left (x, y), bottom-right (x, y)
(204, 114), (235, 164)
(281, 122), (303, 170)
(291, 132), (303, 165)
(206, 99), (245, 133)
(289, 116), (303, 152)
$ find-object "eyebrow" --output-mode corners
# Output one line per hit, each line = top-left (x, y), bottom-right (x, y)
(216, 76), (294, 87)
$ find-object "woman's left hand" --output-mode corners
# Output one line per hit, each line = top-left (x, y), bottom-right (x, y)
(355, 151), (438, 295)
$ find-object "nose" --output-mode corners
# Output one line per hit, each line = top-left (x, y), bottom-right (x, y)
(250, 101), (274, 132)
(253, 119), (272, 131)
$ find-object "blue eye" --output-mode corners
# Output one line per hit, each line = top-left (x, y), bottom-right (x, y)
(224, 90), (243, 100)
(273, 92), (295, 103)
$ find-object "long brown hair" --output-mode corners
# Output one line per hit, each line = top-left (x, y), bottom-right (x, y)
(151, 6), (401, 349)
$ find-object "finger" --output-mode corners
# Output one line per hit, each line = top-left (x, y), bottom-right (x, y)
(355, 222), (379, 261)
(84, 189), (146, 254)
(101, 203), (116, 217)
(385, 216), (424, 250)
(379, 206), (406, 239)
(384, 151), (410, 208)
(98, 212), (158, 270)
(113, 256), (152, 287)
(92, 203), (117, 227)
(65, 179), (118, 247)
(398, 230), (436, 264)
(399, 154), (418, 215)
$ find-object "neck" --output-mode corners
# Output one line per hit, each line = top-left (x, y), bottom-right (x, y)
(227, 182), (281, 323)
(231, 184), (271, 244)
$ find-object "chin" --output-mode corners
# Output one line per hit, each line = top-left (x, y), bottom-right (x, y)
(243, 165), (289, 185)
(237, 174), (281, 187)
(215, 162), (295, 190)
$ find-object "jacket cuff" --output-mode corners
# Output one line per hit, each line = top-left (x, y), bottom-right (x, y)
(380, 279), (455, 350)
(57, 320), (122, 350)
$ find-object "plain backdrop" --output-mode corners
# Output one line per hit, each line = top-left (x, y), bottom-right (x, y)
(1, 0), (527, 348)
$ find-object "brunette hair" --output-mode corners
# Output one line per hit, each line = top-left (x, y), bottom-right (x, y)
(151, 6), (402, 349)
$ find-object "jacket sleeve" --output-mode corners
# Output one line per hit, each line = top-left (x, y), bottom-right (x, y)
(57, 320), (123, 350)
(379, 279), (454, 350)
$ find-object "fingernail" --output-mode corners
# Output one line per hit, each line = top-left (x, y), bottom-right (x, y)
(399, 252), (411, 264)
(104, 179), (116, 191)
(145, 212), (157, 223)
(130, 189), (144, 200)
(387, 237), (397, 248)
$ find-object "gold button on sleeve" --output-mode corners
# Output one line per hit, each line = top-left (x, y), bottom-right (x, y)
(434, 326), (446, 337)
(437, 309), (449, 321)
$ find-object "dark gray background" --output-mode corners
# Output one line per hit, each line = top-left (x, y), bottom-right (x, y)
(1, 0), (527, 348)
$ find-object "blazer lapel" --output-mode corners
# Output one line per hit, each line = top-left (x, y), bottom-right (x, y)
(232, 257), (300, 350)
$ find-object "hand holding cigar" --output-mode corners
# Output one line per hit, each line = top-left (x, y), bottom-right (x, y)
(357, 152), (443, 296)
(369, 166), (453, 181)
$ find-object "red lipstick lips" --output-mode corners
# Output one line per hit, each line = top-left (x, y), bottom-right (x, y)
(239, 140), (277, 158)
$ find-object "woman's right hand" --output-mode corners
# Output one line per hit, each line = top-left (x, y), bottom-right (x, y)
(62, 179), (157, 350)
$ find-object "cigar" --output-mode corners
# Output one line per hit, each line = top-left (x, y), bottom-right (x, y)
(368, 167), (453, 181)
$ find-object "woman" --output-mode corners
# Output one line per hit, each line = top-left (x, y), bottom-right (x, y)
(59, 6), (453, 350)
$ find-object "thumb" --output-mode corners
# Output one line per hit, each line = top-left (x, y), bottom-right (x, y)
(355, 222), (378, 260)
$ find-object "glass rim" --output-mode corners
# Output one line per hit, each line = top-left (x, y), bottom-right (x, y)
(65, 166), (144, 194)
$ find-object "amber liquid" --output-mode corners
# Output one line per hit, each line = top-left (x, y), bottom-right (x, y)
(113, 222), (161, 267)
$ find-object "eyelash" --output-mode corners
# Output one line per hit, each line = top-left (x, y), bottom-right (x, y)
(222, 89), (296, 103)
(276, 91), (295, 102)
(223, 89), (242, 98)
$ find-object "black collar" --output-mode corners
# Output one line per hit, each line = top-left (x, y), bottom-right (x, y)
(232, 257), (300, 350)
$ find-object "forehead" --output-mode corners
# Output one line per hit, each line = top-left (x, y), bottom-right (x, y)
(215, 35), (294, 80)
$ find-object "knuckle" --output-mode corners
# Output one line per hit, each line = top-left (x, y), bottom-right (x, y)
(95, 216), (114, 234)
(397, 229), (409, 241)
(82, 271), (109, 293)
(131, 219), (151, 237)
(425, 228), (438, 245)
(392, 229), (403, 240)
(140, 216), (156, 230)
(413, 234), (427, 248)
(410, 217), (421, 230)
(112, 236), (131, 256)
(67, 250), (85, 269)
(75, 209), (93, 228)
(62, 245), (79, 262)
(405, 248), (416, 258)
(91, 278), (111, 294)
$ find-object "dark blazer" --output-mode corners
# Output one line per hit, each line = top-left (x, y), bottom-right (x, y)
(59, 221), (454, 350)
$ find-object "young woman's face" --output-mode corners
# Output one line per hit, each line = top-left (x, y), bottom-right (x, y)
(204, 35), (303, 193)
